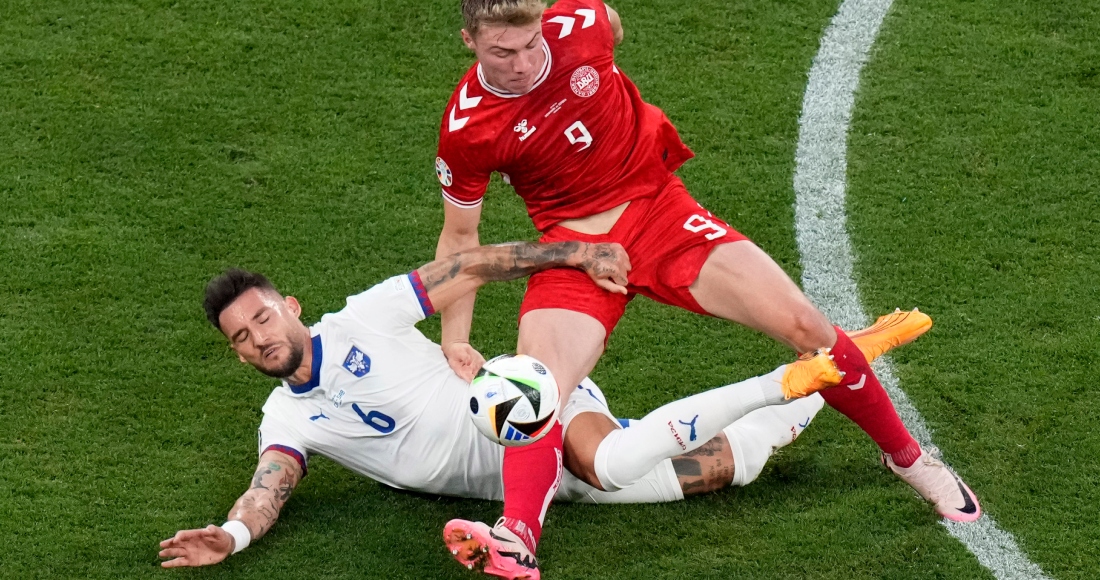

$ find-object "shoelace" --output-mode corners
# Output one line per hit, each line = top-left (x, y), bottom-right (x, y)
(916, 455), (963, 506)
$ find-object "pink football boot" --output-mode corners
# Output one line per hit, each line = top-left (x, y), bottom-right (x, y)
(444, 518), (540, 580)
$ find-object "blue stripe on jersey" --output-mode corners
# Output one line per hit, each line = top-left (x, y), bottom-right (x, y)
(263, 444), (308, 475)
(288, 334), (324, 394)
(407, 270), (436, 316)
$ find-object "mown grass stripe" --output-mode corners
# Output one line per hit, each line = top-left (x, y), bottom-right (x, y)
(793, 0), (1052, 578)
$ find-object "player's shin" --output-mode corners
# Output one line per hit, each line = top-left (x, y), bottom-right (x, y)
(725, 394), (825, 486)
(500, 422), (564, 550)
(820, 327), (922, 467)
(593, 368), (790, 492)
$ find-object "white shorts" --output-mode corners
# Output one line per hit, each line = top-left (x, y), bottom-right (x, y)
(555, 379), (683, 504)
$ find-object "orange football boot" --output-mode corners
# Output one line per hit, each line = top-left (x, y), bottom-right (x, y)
(780, 349), (844, 399)
(847, 308), (933, 362)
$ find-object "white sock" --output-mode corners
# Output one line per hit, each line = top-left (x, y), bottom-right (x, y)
(594, 366), (789, 492)
(566, 459), (685, 504)
(726, 393), (825, 486)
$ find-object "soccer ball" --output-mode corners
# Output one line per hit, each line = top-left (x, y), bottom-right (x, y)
(468, 354), (560, 447)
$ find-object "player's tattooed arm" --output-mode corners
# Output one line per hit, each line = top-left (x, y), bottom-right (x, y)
(227, 450), (303, 540)
(672, 435), (736, 496)
(418, 241), (631, 312)
(158, 450), (303, 568)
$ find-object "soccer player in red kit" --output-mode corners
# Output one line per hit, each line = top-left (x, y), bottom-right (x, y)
(434, 1), (980, 577)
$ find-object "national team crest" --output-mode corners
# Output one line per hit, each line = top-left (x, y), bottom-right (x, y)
(342, 346), (371, 377)
(435, 157), (453, 187)
(570, 66), (600, 97)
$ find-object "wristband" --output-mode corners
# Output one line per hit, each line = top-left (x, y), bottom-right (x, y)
(221, 520), (251, 554)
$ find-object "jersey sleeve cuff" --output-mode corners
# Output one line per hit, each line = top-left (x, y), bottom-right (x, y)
(441, 189), (484, 209)
(263, 444), (309, 476)
(407, 270), (436, 317)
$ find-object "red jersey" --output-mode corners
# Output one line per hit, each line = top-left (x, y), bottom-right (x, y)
(435, 0), (693, 232)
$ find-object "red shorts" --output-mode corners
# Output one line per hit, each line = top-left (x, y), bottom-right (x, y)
(519, 176), (749, 336)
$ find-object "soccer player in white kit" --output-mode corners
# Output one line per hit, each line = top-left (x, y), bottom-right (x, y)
(158, 240), (925, 576)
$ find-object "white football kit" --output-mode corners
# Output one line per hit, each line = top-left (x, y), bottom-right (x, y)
(257, 273), (683, 504)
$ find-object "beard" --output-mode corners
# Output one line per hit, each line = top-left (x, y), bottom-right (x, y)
(257, 337), (306, 379)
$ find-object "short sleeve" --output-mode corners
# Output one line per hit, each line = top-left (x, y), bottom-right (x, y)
(341, 273), (435, 334)
(436, 132), (491, 209)
(258, 412), (310, 475)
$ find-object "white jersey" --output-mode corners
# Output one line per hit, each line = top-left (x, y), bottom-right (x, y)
(258, 272), (506, 498)
(256, 272), (683, 504)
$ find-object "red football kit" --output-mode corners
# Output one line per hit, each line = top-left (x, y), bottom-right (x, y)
(436, 0), (745, 334)
(435, 1), (934, 555)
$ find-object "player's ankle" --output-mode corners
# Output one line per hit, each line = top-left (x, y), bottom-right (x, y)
(886, 440), (922, 468)
(498, 516), (538, 553)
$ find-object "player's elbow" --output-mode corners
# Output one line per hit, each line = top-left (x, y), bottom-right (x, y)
(607, 5), (624, 45)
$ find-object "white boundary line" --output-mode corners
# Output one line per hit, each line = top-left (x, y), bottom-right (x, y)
(792, 0), (1052, 578)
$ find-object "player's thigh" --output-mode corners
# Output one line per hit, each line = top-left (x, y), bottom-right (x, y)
(562, 411), (619, 490)
(518, 308), (606, 406)
(689, 240), (835, 352)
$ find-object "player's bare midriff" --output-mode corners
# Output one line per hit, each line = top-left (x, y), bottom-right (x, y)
(555, 201), (631, 235)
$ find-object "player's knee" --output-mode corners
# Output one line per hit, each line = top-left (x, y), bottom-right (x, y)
(785, 305), (833, 352)
(730, 435), (769, 487)
(564, 412), (619, 491)
(591, 429), (628, 492)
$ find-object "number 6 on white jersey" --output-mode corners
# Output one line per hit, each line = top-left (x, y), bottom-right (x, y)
(564, 121), (593, 151)
(683, 214), (727, 240)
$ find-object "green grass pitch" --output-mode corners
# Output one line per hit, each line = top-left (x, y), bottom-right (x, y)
(2, 0), (1098, 578)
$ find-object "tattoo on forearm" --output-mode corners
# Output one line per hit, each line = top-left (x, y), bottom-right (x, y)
(233, 459), (299, 539)
(421, 242), (585, 291)
(250, 462), (281, 490)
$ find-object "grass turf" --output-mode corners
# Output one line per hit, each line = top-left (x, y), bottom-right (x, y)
(0, 0), (1096, 577)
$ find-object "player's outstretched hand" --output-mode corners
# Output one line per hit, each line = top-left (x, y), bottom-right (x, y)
(444, 340), (486, 382)
(580, 242), (631, 295)
(159, 524), (233, 568)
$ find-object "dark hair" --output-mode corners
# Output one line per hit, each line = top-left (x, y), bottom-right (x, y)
(203, 268), (279, 331)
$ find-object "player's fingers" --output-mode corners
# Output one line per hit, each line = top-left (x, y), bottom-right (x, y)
(159, 547), (187, 559)
(160, 557), (192, 568)
(454, 361), (476, 382)
(173, 529), (206, 541)
(595, 278), (628, 295)
(612, 269), (629, 286)
(614, 244), (631, 270)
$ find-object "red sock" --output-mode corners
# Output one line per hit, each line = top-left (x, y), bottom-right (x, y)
(820, 327), (922, 467)
(501, 422), (564, 550)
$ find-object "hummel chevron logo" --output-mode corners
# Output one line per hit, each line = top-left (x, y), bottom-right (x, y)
(548, 9), (596, 39)
(448, 83), (482, 132)
(848, 373), (867, 390)
(575, 8), (596, 28)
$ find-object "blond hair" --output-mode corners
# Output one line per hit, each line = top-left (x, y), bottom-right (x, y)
(462, 0), (547, 37)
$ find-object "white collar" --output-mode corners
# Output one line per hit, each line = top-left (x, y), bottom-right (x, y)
(476, 39), (553, 98)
